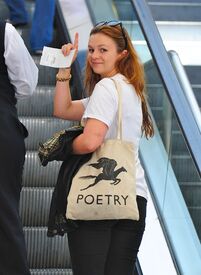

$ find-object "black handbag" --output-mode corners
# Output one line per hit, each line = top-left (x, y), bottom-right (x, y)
(38, 125), (83, 166)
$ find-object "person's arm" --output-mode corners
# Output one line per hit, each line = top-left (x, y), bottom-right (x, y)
(72, 79), (118, 154)
(54, 67), (85, 121)
(72, 118), (108, 154)
(4, 23), (38, 99)
(53, 33), (84, 121)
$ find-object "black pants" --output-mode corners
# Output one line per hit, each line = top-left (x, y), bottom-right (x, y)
(68, 196), (147, 275)
(0, 115), (30, 275)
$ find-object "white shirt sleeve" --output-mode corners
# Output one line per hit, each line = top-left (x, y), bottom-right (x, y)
(82, 78), (118, 127)
(80, 97), (89, 109)
(4, 23), (38, 99)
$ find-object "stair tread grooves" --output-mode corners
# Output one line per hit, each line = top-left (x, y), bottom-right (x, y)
(0, 0), (75, 269)
(30, 268), (72, 272)
(24, 226), (50, 229)
(30, 271), (72, 275)
(188, 206), (201, 209)
(20, 116), (59, 120)
(171, 154), (192, 158)
(180, 182), (201, 186)
(21, 120), (75, 151)
(22, 187), (54, 190)
(148, 3), (201, 7)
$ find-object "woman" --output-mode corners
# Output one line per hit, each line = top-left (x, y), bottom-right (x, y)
(54, 20), (153, 275)
(0, 21), (38, 274)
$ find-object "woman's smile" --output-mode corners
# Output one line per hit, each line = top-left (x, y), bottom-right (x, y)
(91, 62), (103, 65)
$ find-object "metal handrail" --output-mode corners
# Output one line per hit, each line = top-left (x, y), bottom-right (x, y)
(131, 0), (201, 176)
(168, 50), (201, 133)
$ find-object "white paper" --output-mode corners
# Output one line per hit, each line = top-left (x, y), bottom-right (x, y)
(40, 46), (75, 68)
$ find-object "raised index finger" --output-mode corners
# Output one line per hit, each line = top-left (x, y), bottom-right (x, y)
(73, 33), (79, 50)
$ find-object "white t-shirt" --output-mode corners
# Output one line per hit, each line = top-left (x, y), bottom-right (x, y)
(4, 23), (38, 99)
(81, 73), (148, 200)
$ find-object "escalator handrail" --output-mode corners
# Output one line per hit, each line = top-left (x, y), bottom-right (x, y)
(131, 0), (201, 176)
(168, 50), (201, 133)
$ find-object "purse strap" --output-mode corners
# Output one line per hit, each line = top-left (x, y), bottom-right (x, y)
(111, 78), (123, 140)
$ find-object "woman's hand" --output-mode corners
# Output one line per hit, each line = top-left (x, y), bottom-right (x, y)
(61, 32), (79, 65)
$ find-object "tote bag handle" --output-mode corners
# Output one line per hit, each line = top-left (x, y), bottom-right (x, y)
(111, 78), (123, 140)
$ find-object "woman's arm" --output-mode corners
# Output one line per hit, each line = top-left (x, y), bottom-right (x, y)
(53, 67), (85, 120)
(53, 33), (84, 121)
(72, 118), (108, 154)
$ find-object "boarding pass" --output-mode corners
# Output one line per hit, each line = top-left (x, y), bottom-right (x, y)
(40, 46), (75, 68)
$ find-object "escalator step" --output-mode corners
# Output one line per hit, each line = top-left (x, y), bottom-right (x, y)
(24, 227), (71, 268)
(0, 0), (34, 21)
(188, 207), (201, 240)
(171, 130), (189, 154)
(146, 85), (164, 107)
(0, 0), (9, 20)
(33, 55), (57, 86)
(148, 1), (201, 21)
(171, 155), (201, 182)
(20, 187), (53, 226)
(192, 85), (201, 106)
(185, 65), (201, 85)
(17, 86), (54, 117)
(30, 270), (72, 275)
(20, 117), (74, 150)
(179, 182), (201, 207)
(23, 151), (61, 187)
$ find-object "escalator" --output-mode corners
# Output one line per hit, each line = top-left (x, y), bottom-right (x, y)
(0, 1), (142, 274)
(0, 0), (201, 274)
(86, 0), (201, 274)
(0, 0), (76, 274)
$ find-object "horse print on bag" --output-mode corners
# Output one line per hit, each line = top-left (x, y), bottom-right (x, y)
(79, 157), (127, 191)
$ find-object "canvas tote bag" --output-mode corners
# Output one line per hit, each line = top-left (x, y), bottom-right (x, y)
(66, 79), (139, 221)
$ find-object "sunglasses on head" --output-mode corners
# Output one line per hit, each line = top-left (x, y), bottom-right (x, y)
(95, 20), (127, 49)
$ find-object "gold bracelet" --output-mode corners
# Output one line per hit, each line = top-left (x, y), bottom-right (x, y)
(56, 74), (72, 82)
